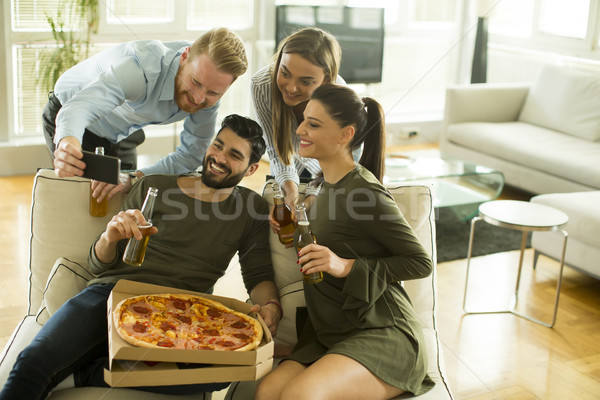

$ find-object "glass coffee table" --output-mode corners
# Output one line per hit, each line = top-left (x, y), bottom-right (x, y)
(383, 150), (505, 219)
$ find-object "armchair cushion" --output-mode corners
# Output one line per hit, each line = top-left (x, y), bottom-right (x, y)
(36, 257), (93, 324)
(519, 65), (600, 141)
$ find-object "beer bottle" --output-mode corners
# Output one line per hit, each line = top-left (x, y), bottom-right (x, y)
(295, 203), (323, 284)
(272, 183), (295, 245)
(89, 147), (108, 217)
(123, 187), (158, 266)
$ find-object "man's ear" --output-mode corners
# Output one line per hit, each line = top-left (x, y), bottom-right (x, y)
(244, 162), (260, 177)
(180, 47), (190, 65)
(339, 125), (355, 145)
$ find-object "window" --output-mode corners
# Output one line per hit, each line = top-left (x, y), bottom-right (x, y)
(486, 0), (600, 83)
(489, 0), (596, 49)
(187, 0), (254, 30)
(105, 0), (174, 24)
(537, 0), (589, 39)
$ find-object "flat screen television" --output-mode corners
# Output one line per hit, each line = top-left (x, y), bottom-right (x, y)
(275, 5), (385, 84)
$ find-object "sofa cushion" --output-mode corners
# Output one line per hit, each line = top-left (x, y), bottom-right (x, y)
(36, 258), (93, 324)
(531, 191), (600, 247)
(446, 121), (600, 189)
(518, 65), (600, 141)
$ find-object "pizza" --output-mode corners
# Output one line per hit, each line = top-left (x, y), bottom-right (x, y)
(113, 293), (263, 351)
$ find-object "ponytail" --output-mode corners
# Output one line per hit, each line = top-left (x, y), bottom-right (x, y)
(357, 97), (386, 182)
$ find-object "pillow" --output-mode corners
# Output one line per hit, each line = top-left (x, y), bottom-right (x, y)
(36, 257), (93, 324)
(518, 65), (600, 141)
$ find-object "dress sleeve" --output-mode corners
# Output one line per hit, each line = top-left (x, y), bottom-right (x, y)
(251, 69), (300, 187)
(342, 187), (433, 307)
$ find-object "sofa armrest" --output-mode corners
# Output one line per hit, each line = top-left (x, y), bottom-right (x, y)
(28, 169), (124, 316)
(443, 83), (530, 125)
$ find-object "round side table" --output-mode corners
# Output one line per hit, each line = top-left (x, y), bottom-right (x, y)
(462, 200), (569, 328)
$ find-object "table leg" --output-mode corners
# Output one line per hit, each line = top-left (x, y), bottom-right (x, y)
(512, 231), (529, 309)
(511, 229), (568, 328)
(463, 216), (480, 313)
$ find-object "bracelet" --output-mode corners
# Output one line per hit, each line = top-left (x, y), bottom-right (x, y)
(264, 300), (284, 318)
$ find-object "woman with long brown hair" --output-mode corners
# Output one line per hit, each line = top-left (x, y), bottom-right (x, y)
(256, 84), (435, 399)
(251, 27), (343, 208)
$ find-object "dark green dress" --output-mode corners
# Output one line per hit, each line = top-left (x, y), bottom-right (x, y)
(288, 165), (435, 396)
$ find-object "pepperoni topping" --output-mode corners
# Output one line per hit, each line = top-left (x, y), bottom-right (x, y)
(230, 321), (246, 329)
(160, 322), (176, 331)
(218, 340), (235, 348)
(175, 315), (192, 324)
(157, 339), (174, 348)
(133, 305), (151, 314)
(207, 308), (222, 318)
(133, 322), (147, 333)
(233, 333), (249, 340)
(204, 329), (219, 336)
(172, 300), (187, 310)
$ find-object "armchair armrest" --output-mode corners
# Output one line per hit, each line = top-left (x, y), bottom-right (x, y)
(443, 83), (530, 125)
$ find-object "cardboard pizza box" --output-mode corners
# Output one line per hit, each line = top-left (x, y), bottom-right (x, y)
(104, 359), (274, 387)
(104, 279), (274, 387)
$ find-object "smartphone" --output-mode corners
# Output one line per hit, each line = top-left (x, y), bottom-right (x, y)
(81, 150), (121, 185)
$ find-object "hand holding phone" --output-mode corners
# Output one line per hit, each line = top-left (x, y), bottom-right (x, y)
(81, 150), (121, 185)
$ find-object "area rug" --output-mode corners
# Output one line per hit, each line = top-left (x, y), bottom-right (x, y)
(435, 207), (531, 263)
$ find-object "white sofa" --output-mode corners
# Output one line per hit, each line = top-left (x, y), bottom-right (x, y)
(0, 169), (453, 399)
(441, 64), (600, 195)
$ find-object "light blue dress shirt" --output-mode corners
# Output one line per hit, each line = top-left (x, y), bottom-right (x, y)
(54, 40), (219, 175)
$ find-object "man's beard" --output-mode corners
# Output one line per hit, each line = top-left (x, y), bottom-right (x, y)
(200, 157), (247, 189)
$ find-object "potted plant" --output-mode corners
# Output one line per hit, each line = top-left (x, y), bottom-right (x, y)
(38, 0), (99, 93)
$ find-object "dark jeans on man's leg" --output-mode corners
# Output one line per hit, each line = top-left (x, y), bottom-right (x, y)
(42, 92), (145, 170)
(0, 284), (114, 400)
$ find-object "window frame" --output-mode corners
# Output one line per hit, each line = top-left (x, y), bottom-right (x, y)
(488, 0), (600, 59)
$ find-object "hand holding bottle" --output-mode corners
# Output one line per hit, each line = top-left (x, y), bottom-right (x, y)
(297, 243), (355, 279)
(123, 187), (158, 266)
(104, 210), (158, 243)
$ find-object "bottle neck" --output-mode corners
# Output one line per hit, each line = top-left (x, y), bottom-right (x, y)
(273, 194), (284, 206)
(141, 188), (158, 221)
(297, 220), (311, 234)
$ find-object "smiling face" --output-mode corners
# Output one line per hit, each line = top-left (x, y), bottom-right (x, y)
(276, 53), (326, 108)
(174, 49), (235, 113)
(296, 99), (354, 161)
(201, 128), (256, 189)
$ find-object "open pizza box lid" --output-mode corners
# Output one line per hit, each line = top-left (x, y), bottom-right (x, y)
(105, 280), (274, 386)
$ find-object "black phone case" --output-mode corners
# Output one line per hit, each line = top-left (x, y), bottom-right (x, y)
(81, 151), (121, 185)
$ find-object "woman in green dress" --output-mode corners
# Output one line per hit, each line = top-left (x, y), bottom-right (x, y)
(256, 84), (435, 399)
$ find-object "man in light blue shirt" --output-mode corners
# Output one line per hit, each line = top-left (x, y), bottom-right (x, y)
(43, 27), (248, 201)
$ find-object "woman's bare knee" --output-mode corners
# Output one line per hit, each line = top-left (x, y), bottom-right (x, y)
(255, 360), (305, 400)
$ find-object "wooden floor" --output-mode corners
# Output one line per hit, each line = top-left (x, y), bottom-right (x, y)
(1, 155), (600, 399)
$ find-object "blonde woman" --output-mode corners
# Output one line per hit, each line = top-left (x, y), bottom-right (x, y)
(251, 27), (343, 208)
(255, 84), (435, 399)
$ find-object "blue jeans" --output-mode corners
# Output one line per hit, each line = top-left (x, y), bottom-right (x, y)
(0, 284), (228, 400)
